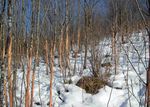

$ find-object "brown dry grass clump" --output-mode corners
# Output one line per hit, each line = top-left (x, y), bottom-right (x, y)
(76, 76), (108, 94)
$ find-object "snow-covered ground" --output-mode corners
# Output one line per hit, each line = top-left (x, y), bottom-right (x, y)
(16, 31), (148, 107)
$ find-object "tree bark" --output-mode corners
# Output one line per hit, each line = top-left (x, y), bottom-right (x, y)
(0, 1), (6, 105)
(7, 0), (13, 107)
(25, 48), (32, 107)
(49, 43), (55, 107)
(147, 30), (150, 107)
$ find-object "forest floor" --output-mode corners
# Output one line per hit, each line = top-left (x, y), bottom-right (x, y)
(15, 31), (148, 107)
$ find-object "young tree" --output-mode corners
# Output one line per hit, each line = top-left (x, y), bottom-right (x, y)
(49, 42), (55, 107)
(136, 0), (150, 106)
(83, 0), (100, 70)
(0, 0), (6, 106)
(65, 0), (70, 71)
(6, 0), (13, 107)
(134, 0), (150, 106)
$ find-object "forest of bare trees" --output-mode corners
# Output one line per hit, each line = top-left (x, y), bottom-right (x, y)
(0, 0), (150, 107)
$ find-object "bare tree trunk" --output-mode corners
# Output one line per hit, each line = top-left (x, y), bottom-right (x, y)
(112, 28), (117, 74)
(135, 0), (150, 106)
(83, 0), (93, 70)
(49, 43), (55, 107)
(0, 1), (6, 105)
(3, 27), (8, 106)
(7, 24), (13, 107)
(147, 1), (150, 106)
(30, 1), (41, 105)
(59, 28), (64, 74)
(7, 0), (13, 107)
(77, 0), (81, 51)
(0, 5), (7, 106)
(74, 0), (81, 74)
(30, 57), (36, 107)
(36, 0), (41, 66)
(83, 39), (88, 69)
(25, 48), (32, 107)
(26, 0), (34, 106)
(45, 40), (49, 75)
(65, 0), (70, 70)
(147, 29), (150, 107)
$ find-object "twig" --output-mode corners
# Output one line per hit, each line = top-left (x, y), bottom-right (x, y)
(121, 44), (146, 86)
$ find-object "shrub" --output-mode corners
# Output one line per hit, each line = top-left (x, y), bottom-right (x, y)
(76, 76), (108, 94)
